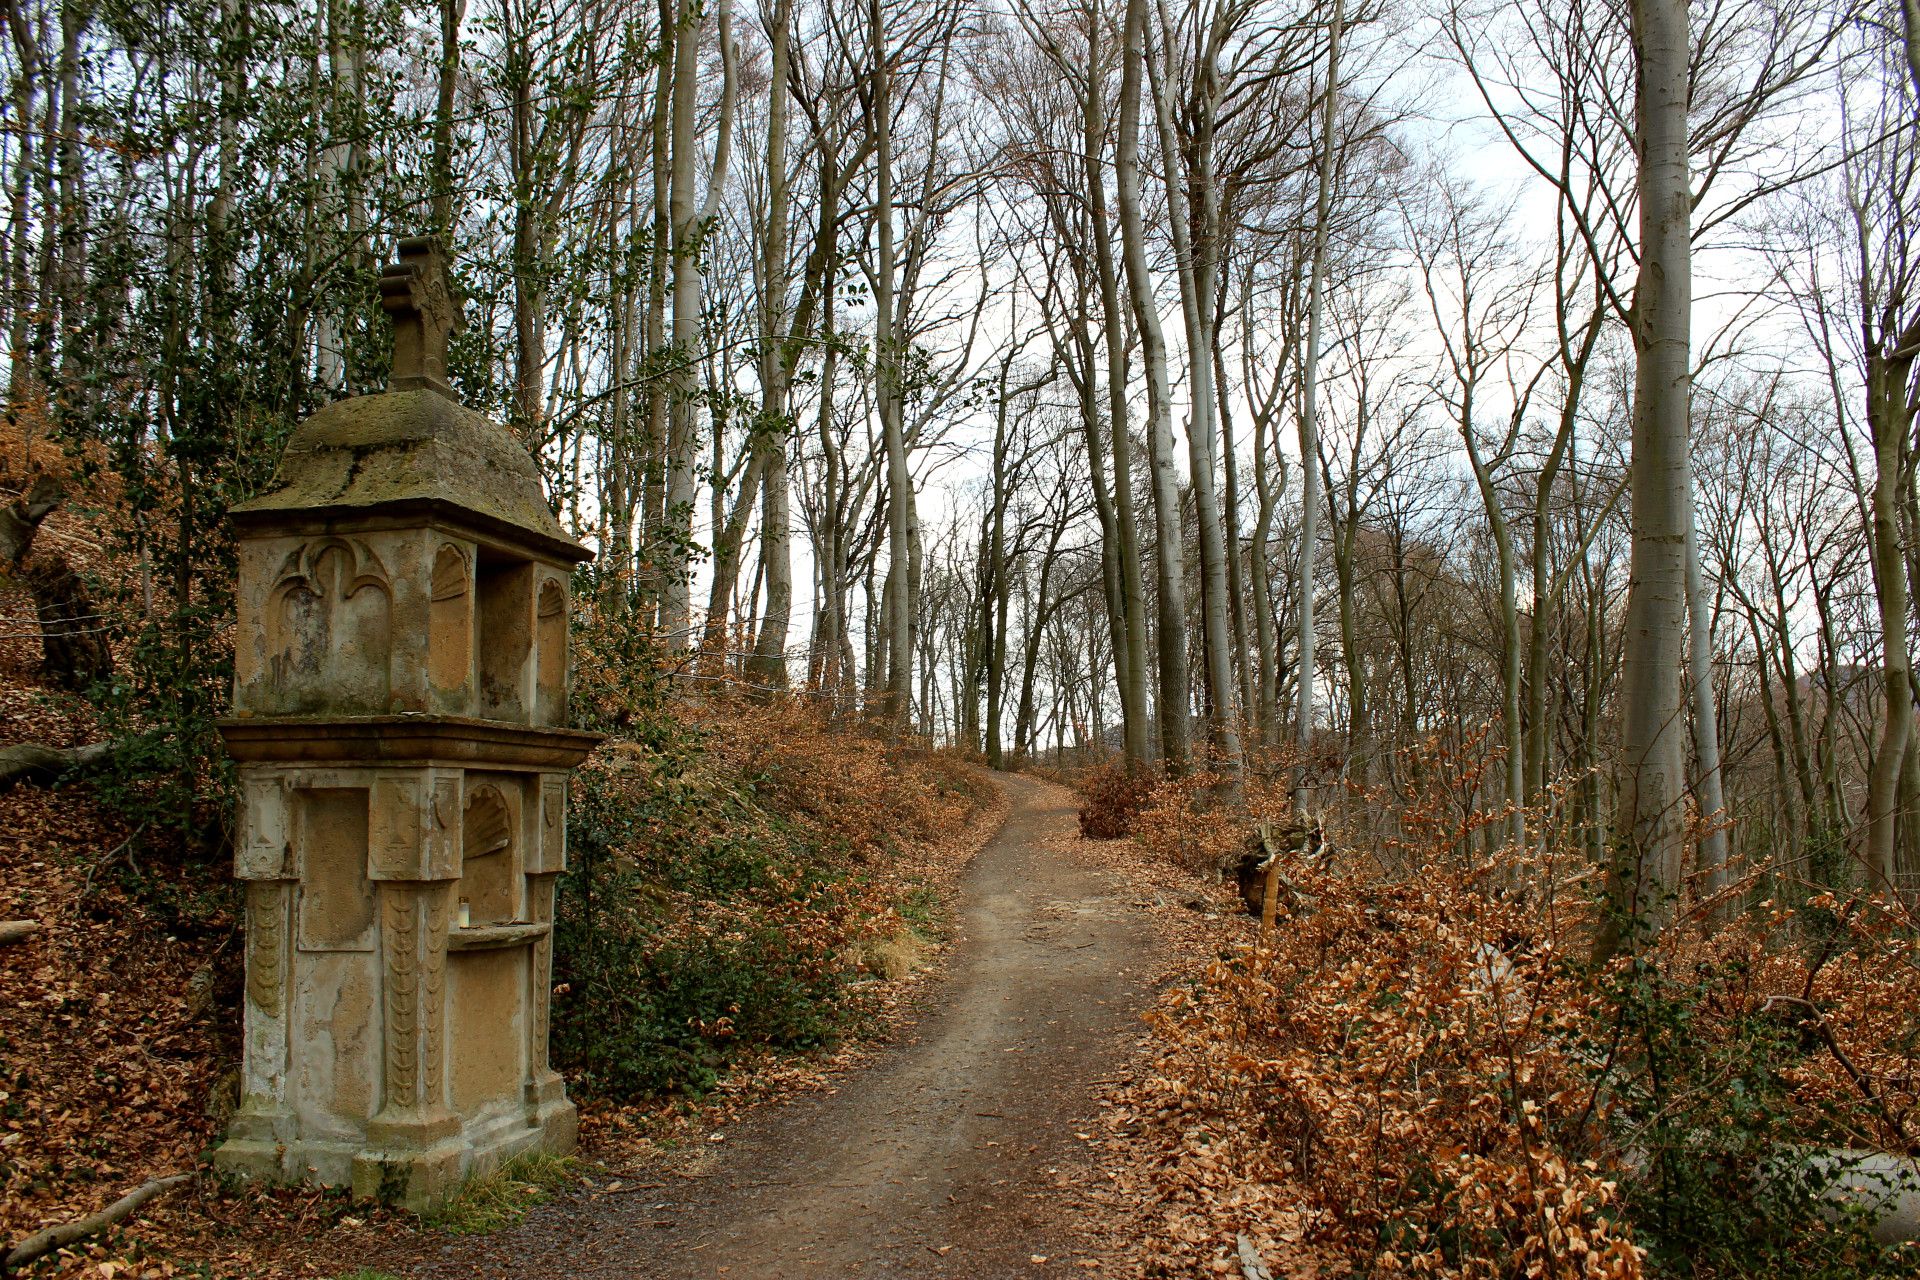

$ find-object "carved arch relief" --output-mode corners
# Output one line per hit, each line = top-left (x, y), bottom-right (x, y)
(264, 539), (393, 712)
(427, 543), (473, 705)
(535, 578), (567, 726)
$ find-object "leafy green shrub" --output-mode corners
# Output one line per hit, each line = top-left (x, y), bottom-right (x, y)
(550, 731), (862, 1099)
(1600, 944), (1920, 1279)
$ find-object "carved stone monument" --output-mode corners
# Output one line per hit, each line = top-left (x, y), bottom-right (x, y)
(213, 236), (598, 1209)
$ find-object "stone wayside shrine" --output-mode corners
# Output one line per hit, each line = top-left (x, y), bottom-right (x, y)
(213, 236), (599, 1209)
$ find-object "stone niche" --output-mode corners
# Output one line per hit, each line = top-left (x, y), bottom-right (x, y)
(214, 237), (599, 1210)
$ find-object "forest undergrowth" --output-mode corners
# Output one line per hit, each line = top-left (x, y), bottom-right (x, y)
(1077, 748), (1920, 1279)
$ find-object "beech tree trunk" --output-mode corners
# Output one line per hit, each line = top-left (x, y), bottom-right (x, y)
(661, 0), (737, 645)
(746, 0), (794, 692)
(1147, 23), (1242, 778)
(1597, 0), (1692, 962)
(1687, 509), (1731, 892)
(1864, 343), (1915, 891)
(872, 0), (914, 729)
(430, 0), (465, 239)
(1117, 0), (1190, 772)
(1293, 0), (1342, 811)
(1083, 27), (1151, 768)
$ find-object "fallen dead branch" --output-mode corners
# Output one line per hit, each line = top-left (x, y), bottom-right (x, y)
(3, 1172), (191, 1275)
(0, 741), (113, 791)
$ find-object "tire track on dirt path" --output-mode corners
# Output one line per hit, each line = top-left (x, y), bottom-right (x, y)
(389, 772), (1159, 1279)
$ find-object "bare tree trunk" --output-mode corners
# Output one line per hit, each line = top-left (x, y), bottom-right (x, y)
(662, 0), (737, 645)
(1117, 0), (1190, 772)
(661, 0), (701, 641)
(1464, 435), (1526, 852)
(1687, 510), (1732, 893)
(747, 0), (794, 692)
(1903, 0), (1920, 102)
(1217, 340), (1255, 731)
(1083, 27), (1151, 767)
(641, 0), (675, 609)
(1525, 307), (1603, 805)
(1250, 410), (1282, 750)
(1597, 0), (1692, 962)
(872, 0), (913, 729)
(1146, 21), (1242, 778)
(430, 0), (466, 239)
(1292, 0), (1342, 811)
(1864, 345), (1914, 891)
(315, 0), (366, 394)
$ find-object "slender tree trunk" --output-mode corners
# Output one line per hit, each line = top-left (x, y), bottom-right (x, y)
(1864, 346), (1914, 891)
(747, 0), (794, 691)
(872, 0), (913, 728)
(1687, 510), (1731, 893)
(1902, 0), (1920, 102)
(1597, 0), (1692, 962)
(1084, 30), (1151, 767)
(659, 0), (736, 642)
(662, 0), (703, 642)
(430, 0), (465, 239)
(1293, 0), (1342, 811)
(315, 0), (365, 393)
(1217, 340), (1255, 729)
(1250, 407), (1281, 750)
(1117, 0), (1190, 771)
(640, 0), (675, 610)
(1147, 32), (1241, 777)
(1464, 437), (1526, 852)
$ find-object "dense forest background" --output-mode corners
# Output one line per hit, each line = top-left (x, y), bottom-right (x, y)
(7, 0), (1917, 916)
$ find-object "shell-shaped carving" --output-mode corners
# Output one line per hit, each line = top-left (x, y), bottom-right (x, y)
(431, 543), (469, 602)
(463, 786), (512, 860)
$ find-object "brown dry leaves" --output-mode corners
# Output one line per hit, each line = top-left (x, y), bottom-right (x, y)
(1064, 760), (1920, 1280)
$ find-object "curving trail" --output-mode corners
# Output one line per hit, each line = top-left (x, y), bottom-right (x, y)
(389, 773), (1158, 1279)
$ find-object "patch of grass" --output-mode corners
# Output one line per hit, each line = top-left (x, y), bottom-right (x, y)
(860, 929), (930, 980)
(895, 879), (943, 940)
(425, 1152), (576, 1235)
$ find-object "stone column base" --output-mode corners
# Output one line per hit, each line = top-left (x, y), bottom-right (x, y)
(215, 1131), (362, 1189)
(212, 1137), (294, 1185)
(531, 1094), (578, 1158)
(351, 1140), (467, 1211)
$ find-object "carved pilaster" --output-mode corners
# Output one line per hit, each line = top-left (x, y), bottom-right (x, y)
(526, 876), (556, 1081)
(239, 879), (293, 1109)
(377, 882), (451, 1119)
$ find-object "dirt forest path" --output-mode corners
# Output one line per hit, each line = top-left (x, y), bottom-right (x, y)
(389, 772), (1162, 1279)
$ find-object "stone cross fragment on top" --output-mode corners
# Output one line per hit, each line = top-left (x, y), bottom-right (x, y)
(378, 235), (463, 398)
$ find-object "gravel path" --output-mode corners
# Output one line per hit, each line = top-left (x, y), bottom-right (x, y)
(385, 772), (1158, 1279)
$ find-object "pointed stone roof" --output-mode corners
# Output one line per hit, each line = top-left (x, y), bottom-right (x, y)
(233, 237), (588, 563)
